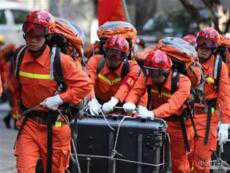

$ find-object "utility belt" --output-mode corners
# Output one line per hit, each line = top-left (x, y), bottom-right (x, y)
(25, 110), (67, 126)
(194, 99), (217, 115)
(164, 113), (189, 122)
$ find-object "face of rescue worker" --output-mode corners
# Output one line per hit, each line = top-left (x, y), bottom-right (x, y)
(148, 68), (168, 85)
(25, 33), (46, 52)
(197, 47), (212, 61)
(152, 75), (167, 85)
(105, 49), (123, 70)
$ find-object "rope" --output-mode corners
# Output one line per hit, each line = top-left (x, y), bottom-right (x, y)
(111, 116), (129, 158)
(59, 106), (166, 171)
(99, 110), (115, 131)
(77, 153), (165, 167)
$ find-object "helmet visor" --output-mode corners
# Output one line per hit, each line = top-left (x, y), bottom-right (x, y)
(144, 66), (169, 78)
(197, 36), (217, 49)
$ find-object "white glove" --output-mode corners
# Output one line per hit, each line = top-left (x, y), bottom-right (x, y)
(40, 95), (63, 110)
(218, 123), (230, 145)
(123, 102), (136, 113)
(102, 97), (119, 113)
(88, 98), (101, 116)
(136, 105), (154, 118)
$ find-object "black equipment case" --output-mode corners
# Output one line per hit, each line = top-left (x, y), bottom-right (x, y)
(71, 116), (170, 173)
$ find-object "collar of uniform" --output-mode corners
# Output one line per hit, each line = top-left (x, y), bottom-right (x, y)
(23, 46), (50, 67)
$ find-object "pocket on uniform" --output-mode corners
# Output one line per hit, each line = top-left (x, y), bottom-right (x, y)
(52, 125), (71, 147)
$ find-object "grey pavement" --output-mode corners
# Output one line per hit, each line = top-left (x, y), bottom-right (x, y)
(0, 103), (17, 173)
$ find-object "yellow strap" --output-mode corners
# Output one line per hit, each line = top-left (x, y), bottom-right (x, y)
(98, 73), (121, 85)
(19, 71), (51, 80)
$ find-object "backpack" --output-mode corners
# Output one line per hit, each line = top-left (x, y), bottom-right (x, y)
(46, 18), (85, 64)
(97, 21), (137, 59)
(156, 37), (202, 87)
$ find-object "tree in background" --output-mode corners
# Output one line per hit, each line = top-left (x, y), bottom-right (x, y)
(179, 0), (230, 33)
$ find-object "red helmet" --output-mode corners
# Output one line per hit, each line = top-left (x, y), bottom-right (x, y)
(23, 10), (55, 35)
(196, 27), (220, 49)
(144, 50), (172, 70)
(144, 50), (172, 78)
(104, 35), (129, 54)
(183, 34), (196, 46)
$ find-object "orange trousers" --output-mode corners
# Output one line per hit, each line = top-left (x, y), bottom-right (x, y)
(188, 114), (218, 173)
(15, 119), (71, 173)
(167, 123), (194, 173)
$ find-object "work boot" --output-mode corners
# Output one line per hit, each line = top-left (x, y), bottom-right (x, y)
(3, 114), (11, 129)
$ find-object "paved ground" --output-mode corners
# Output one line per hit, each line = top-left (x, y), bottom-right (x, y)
(0, 103), (17, 173)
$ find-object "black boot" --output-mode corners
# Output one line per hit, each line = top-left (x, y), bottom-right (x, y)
(3, 113), (11, 129)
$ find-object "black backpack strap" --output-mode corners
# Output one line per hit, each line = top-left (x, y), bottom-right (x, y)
(15, 46), (27, 110)
(121, 58), (130, 78)
(51, 46), (67, 91)
(171, 70), (190, 152)
(15, 46), (27, 79)
(214, 54), (222, 92)
(147, 85), (153, 110)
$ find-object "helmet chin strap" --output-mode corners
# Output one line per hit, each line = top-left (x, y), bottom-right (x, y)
(29, 43), (47, 59)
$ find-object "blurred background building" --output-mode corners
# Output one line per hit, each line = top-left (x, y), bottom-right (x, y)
(2, 0), (230, 45)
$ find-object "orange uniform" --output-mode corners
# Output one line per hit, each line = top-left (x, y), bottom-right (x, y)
(126, 72), (193, 173)
(87, 54), (141, 103)
(189, 55), (230, 172)
(14, 46), (92, 173)
(152, 74), (193, 173)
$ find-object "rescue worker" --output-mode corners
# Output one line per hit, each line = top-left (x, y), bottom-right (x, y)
(85, 21), (137, 61)
(189, 27), (230, 172)
(87, 35), (143, 115)
(0, 43), (18, 129)
(14, 10), (92, 173)
(125, 50), (193, 173)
